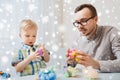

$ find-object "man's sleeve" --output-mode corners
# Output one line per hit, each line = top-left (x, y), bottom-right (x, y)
(99, 29), (120, 72)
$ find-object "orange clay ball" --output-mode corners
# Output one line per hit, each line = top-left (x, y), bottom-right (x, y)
(67, 49), (80, 62)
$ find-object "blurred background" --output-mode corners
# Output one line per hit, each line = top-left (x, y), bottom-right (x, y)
(0, 0), (120, 79)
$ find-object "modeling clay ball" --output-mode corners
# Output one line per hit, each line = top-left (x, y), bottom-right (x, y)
(64, 66), (78, 77)
(64, 71), (71, 77)
(67, 49), (81, 62)
(75, 57), (81, 62)
(38, 69), (56, 80)
(37, 48), (43, 56)
(39, 73), (46, 80)
(82, 66), (98, 79)
(67, 49), (77, 59)
(0, 72), (10, 78)
(48, 72), (56, 80)
(38, 71), (42, 77)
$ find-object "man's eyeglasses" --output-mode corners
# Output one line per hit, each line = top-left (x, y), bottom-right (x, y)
(73, 16), (95, 27)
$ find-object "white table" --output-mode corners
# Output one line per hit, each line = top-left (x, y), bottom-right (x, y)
(3, 72), (119, 80)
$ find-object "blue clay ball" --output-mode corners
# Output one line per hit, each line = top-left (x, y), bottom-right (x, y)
(48, 72), (56, 80)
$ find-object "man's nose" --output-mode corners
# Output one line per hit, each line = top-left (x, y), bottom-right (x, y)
(77, 25), (84, 29)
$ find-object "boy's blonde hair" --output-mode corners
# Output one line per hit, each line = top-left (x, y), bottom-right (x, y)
(19, 19), (38, 32)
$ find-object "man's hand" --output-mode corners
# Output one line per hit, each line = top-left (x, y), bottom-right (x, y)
(76, 51), (100, 69)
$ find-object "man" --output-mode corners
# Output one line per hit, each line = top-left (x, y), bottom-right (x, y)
(67, 4), (120, 72)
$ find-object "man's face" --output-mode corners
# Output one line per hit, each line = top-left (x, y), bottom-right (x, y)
(20, 28), (37, 46)
(74, 8), (97, 36)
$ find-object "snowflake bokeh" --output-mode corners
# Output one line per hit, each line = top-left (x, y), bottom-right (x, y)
(0, 0), (120, 79)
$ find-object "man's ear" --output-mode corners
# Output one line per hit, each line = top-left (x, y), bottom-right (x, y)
(94, 16), (98, 22)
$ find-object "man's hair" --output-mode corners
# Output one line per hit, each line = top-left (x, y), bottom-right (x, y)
(74, 4), (97, 17)
(19, 19), (38, 32)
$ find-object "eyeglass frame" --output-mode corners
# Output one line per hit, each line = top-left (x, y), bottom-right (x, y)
(73, 16), (95, 27)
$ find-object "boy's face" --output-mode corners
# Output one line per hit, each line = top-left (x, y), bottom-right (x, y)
(20, 28), (37, 46)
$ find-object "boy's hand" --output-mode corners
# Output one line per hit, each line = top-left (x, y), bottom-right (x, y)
(41, 44), (47, 56)
(28, 50), (40, 61)
(28, 44), (50, 62)
(40, 44), (50, 62)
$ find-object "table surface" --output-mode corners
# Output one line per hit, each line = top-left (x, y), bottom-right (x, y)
(1, 72), (119, 80)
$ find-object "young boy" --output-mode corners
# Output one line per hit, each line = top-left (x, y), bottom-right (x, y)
(12, 19), (50, 76)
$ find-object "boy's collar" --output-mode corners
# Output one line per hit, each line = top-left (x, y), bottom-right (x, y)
(21, 43), (36, 49)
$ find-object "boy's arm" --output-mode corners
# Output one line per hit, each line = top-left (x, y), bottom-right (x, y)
(37, 44), (50, 62)
(14, 56), (32, 72)
(14, 51), (39, 72)
(11, 60), (22, 66)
